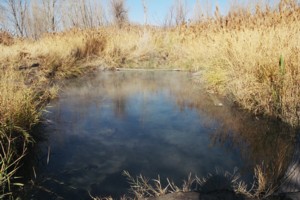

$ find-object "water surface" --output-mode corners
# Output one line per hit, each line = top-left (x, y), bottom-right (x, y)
(20, 71), (298, 199)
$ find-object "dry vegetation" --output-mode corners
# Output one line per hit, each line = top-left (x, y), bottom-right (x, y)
(1, 0), (298, 124)
(0, 0), (299, 197)
(90, 167), (280, 200)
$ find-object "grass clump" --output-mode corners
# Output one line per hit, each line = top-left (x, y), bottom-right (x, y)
(0, 67), (37, 196)
(0, 29), (108, 197)
(91, 166), (283, 200)
(0, 132), (27, 199)
(0, 68), (39, 130)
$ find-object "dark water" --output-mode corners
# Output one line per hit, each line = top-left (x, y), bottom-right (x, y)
(19, 71), (299, 199)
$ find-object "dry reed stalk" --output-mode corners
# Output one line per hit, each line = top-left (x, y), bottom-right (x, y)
(0, 1), (299, 198)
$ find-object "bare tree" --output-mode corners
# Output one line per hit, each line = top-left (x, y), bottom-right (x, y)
(110, 0), (128, 28)
(0, 4), (6, 29)
(61, 0), (106, 29)
(41, 0), (57, 32)
(25, 0), (58, 38)
(27, 1), (45, 38)
(79, 0), (106, 28)
(174, 0), (187, 25)
(163, 5), (175, 27)
(141, 0), (148, 25)
(193, 0), (205, 23)
(163, 0), (187, 27)
(60, 1), (80, 28)
(5, 0), (29, 36)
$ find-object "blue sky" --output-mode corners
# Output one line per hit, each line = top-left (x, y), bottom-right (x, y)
(124, 0), (286, 25)
(126, 0), (230, 25)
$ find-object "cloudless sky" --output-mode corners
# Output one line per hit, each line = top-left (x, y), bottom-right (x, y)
(126, 0), (230, 25)
(124, 0), (285, 25)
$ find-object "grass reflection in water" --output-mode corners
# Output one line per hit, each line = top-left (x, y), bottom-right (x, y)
(19, 71), (299, 199)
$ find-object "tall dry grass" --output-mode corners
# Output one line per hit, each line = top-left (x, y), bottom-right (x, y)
(0, 0), (299, 197)
(0, 29), (108, 196)
(0, 68), (39, 130)
(0, 132), (27, 198)
(97, 1), (300, 125)
(91, 168), (281, 200)
(0, 68), (34, 196)
(181, 0), (300, 126)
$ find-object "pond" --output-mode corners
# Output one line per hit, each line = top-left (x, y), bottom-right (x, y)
(19, 71), (299, 199)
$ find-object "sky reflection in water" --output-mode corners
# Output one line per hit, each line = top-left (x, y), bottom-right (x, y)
(22, 71), (297, 199)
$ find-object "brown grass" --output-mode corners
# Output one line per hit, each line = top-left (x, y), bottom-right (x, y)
(0, 32), (14, 46)
(0, 131), (27, 198)
(0, 68), (38, 131)
(92, 167), (281, 200)
(186, 1), (299, 126)
(0, 0), (299, 197)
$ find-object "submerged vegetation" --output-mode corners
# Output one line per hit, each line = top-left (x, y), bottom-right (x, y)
(0, 0), (299, 198)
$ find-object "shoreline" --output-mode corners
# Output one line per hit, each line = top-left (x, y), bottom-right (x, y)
(0, 2), (299, 198)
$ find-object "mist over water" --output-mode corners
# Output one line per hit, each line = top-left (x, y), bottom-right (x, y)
(20, 71), (298, 199)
